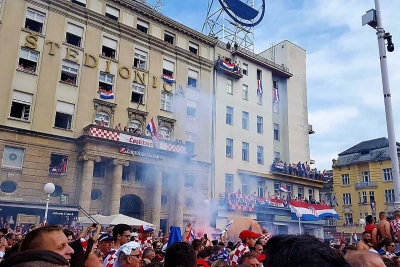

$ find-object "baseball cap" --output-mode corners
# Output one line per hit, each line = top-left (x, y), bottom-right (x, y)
(130, 232), (138, 238)
(98, 233), (113, 242)
(139, 224), (155, 233)
(239, 230), (261, 241)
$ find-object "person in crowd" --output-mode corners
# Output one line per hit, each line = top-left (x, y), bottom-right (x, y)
(139, 225), (154, 255)
(265, 235), (351, 267)
(344, 250), (385, 267)
(19, 225), (74, 261)
(357, 231), (374, 251)
(105, 227), (113, 236)
(4, 233), (14, 250)
(192, 239), (203, 255)
(365, 215), (378, 249)
(14, 234), (22, 243)
(98, 233), (113, 258)
(197, 250), (209, 261)
(142, 247), (155, 265)
(197, 258), (210, 267)
(377, 212), (391, 242)
(115, 123), (122, 131)
(103, 224), (131, 267)
(239, 252), (260, 267)
(253, 241), (263, 256)
(0, 250), (70, 267)
(230, 230), (261, 266)
(164, 242), (196, 267)
(114, 241), (141, 267)
(63, 229), (74, 243)
(210, 259), (229, 267)
(161, 236), (168, 252)
(390, 210), (400, 253)
(69, 238), (103, 267)
(384, 240), (396, 260)
(29, 225), (36, 232)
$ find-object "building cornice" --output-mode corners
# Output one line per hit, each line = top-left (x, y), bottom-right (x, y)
(0, 125), (76, 143)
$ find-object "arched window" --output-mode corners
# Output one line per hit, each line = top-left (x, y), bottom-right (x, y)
(159, 127), (171, 140)
(129, 119), (142, 131)
(94, 111), (110, 127)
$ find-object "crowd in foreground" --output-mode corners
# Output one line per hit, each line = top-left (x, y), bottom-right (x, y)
(2, 210), (400, 267)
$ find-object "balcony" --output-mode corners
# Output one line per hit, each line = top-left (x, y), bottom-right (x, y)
(308, 124), (315, 134)
(270, 161), (328, 184)
(214, 57), (243, 79)
(354, 181), (378, 189)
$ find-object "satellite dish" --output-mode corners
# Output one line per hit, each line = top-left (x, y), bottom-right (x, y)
(218, 0), (265, 27)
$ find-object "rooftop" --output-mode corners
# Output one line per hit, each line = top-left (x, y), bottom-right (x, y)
(338, 137), (400, 156)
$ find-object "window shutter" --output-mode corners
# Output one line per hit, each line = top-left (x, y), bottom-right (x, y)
(163, 60), (174, 72)
(189, 42), (199, 50)
(67, 23), (83, 37)
(62, 60), (79, 69)
(137, 19), (149, 28)
(102, 37), (118, 50)
(56, 101), (74, 115)
(187, 99), (197, 109)
(106, 5), (120, 18)
(134, 49), (147, 58)
(188, 69), (199, 79)
(12, 91), (33, 104)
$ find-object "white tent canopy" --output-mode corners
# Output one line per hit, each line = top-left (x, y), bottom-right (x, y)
(78, 214), (155, 229)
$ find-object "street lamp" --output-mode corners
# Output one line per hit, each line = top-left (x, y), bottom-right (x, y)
(44, 183), (55, 225)
(296, 211), (303, 234)
(363, 1), (400, 207)
(359, 218), (366, 232)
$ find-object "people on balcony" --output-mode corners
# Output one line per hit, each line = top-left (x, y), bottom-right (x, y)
(215, 55), (242, 75)
(270, 160), (329, 181)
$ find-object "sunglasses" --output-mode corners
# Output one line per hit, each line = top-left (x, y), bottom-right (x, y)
(128, 254), (140, 258)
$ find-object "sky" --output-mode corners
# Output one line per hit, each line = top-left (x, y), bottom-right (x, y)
(150, 0), (400, 170)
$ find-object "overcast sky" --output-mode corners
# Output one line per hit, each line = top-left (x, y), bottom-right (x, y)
(152, 0), (400, 170)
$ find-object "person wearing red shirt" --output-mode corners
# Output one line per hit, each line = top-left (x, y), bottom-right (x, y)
(364, 215), (378, 249)
(229, 230), (261, 266)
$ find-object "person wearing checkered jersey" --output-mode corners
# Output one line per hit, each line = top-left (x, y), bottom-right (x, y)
(229, 230), (261, 266)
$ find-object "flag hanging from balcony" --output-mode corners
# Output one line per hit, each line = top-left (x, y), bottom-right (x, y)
(370, 200), (376, 211)
(222, 60), (235, 71)
(353, 230), (358, 243)
(279, 185), (289, 193)
(273, 87), (279, 102)
(100, 90), (114, 100)
(162, 74), (175, 84)
(290, 201), (340, 221)
(146, 118), (160, 149)
(257, 79), (263, 94)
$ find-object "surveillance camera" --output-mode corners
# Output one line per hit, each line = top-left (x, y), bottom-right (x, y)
(387, 43), (395, 52)
(385, 33), (394, 52)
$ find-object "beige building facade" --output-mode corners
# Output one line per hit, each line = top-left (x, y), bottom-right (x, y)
(0, 0), (215, 232)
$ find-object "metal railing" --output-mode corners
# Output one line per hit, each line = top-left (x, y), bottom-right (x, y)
(354, 181), (378, 189)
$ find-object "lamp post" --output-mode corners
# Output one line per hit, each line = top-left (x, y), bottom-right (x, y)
(44, 183), (55, 225)
(363, 1), (400, 207)
(359, 218), (366, 232)
(296, 211), (303, 234)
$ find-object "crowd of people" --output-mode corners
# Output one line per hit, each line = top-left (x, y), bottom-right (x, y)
(17, 64), (36, 73)
(2, 211), (399, 267)
(270, 160), (329, 181)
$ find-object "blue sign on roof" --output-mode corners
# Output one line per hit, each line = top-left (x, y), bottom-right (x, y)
(218, 0), (265, 27)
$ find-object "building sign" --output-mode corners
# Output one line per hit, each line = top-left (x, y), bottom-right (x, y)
(0, 196), (23, 201)
(218, 0), (265, 27)
(51, 211), (75, 216)
(119, 147), (165, 160)
(60, 194), (69, 204)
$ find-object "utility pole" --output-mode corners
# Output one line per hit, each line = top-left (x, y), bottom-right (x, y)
(362, 0), (399, 207)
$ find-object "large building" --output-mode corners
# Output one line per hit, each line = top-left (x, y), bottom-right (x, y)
(0, 0), (216, 232)
(333, 138), (397, 235)
(212, 41), (326, 237)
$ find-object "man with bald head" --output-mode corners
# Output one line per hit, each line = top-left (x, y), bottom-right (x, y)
(377, 211), (391, 242)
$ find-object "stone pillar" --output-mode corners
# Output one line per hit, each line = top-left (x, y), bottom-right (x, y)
(108, 159), (129, 215)
(78, 155), (100, 214)
(151, 168), (162, 228)
(174, 172), (185, 231)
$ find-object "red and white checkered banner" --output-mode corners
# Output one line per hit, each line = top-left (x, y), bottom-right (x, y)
(88, 127), (186, 154)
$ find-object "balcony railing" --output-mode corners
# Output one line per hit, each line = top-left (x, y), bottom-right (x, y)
(354, 181), (378, 189)
(214, 57), (243, 79)
(271, 161), (328, 183)
(220, 192), (290, 212)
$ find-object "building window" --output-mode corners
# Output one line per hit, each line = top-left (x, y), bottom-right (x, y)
(308, 189), (314, 201)
(133, 49), (147, 70)
(257, 69), (262, 80)
(102, 36), (118, 59)
(273, 102), (279, 113)
(164, 31), (175, 45)
(18, 48), (39, 73)
(274, 151), (281, 161)
(105, 5), (119, 21)
(184, 174), (195, 189)
(129, 119), (142, 132)
(188, 69), (198, 87)
(385, 189), (395, 203)
(93, 162), (107, 178)
(54, 101), (74, 130)
(227, 79), (233, 94)
(369, 191), (375, 202)
(257, 180), (265, 197)
(257, 146), (264, 165)
(226, 138), (233, 158)
(65, 23), (83, 47)
(131, 83), (145, 104)
(91, 189), (102, 200)
(298, 186), (303, 198)
(2, 147), (24, 169)
(242, 177), (249, 195)
(383, 168), (393, 181)
(274, 182), (281, 195)
(242, 142), (249, 162)
(273, 123), (280, 140)
(362, 191), (367, 203)
(242, 63), (248, 75)
(0, 181), (17, 194)
(94, 111), (110, 127)
(71, 0), (86, 7)
(122, 165), (130, 181)
(257, 93), (262, 105)
(273, 80), (278, 89)
(48, 154), (68, 175)
(189, 42), (199, 55)
(342, 174), (350, 185)
(257, 116), (263, 134)
(60, 60), (79, 85)
(186, 100), (197, 121)
(162, 59), (175, 78)
(25, 9), (45, 33)
(242, 111), (249, 130)
(137, 19), (149, 34)
(362, 171), (370, 182)
(286, 184), (292, 194)
(225, 174), (234, 192)
(135, 166), (144, 183)
(242, 84), (248, 100)
(345, 213), (353, 225)
(160, 92), (173, 112)
(186, 132), (196, 154)
(159, 127), (171, 140)
(98, 72), (114, 99)
(10, 91), (33, 121)
(342, 193), (352, 205)
(226, 106), (233, 125)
